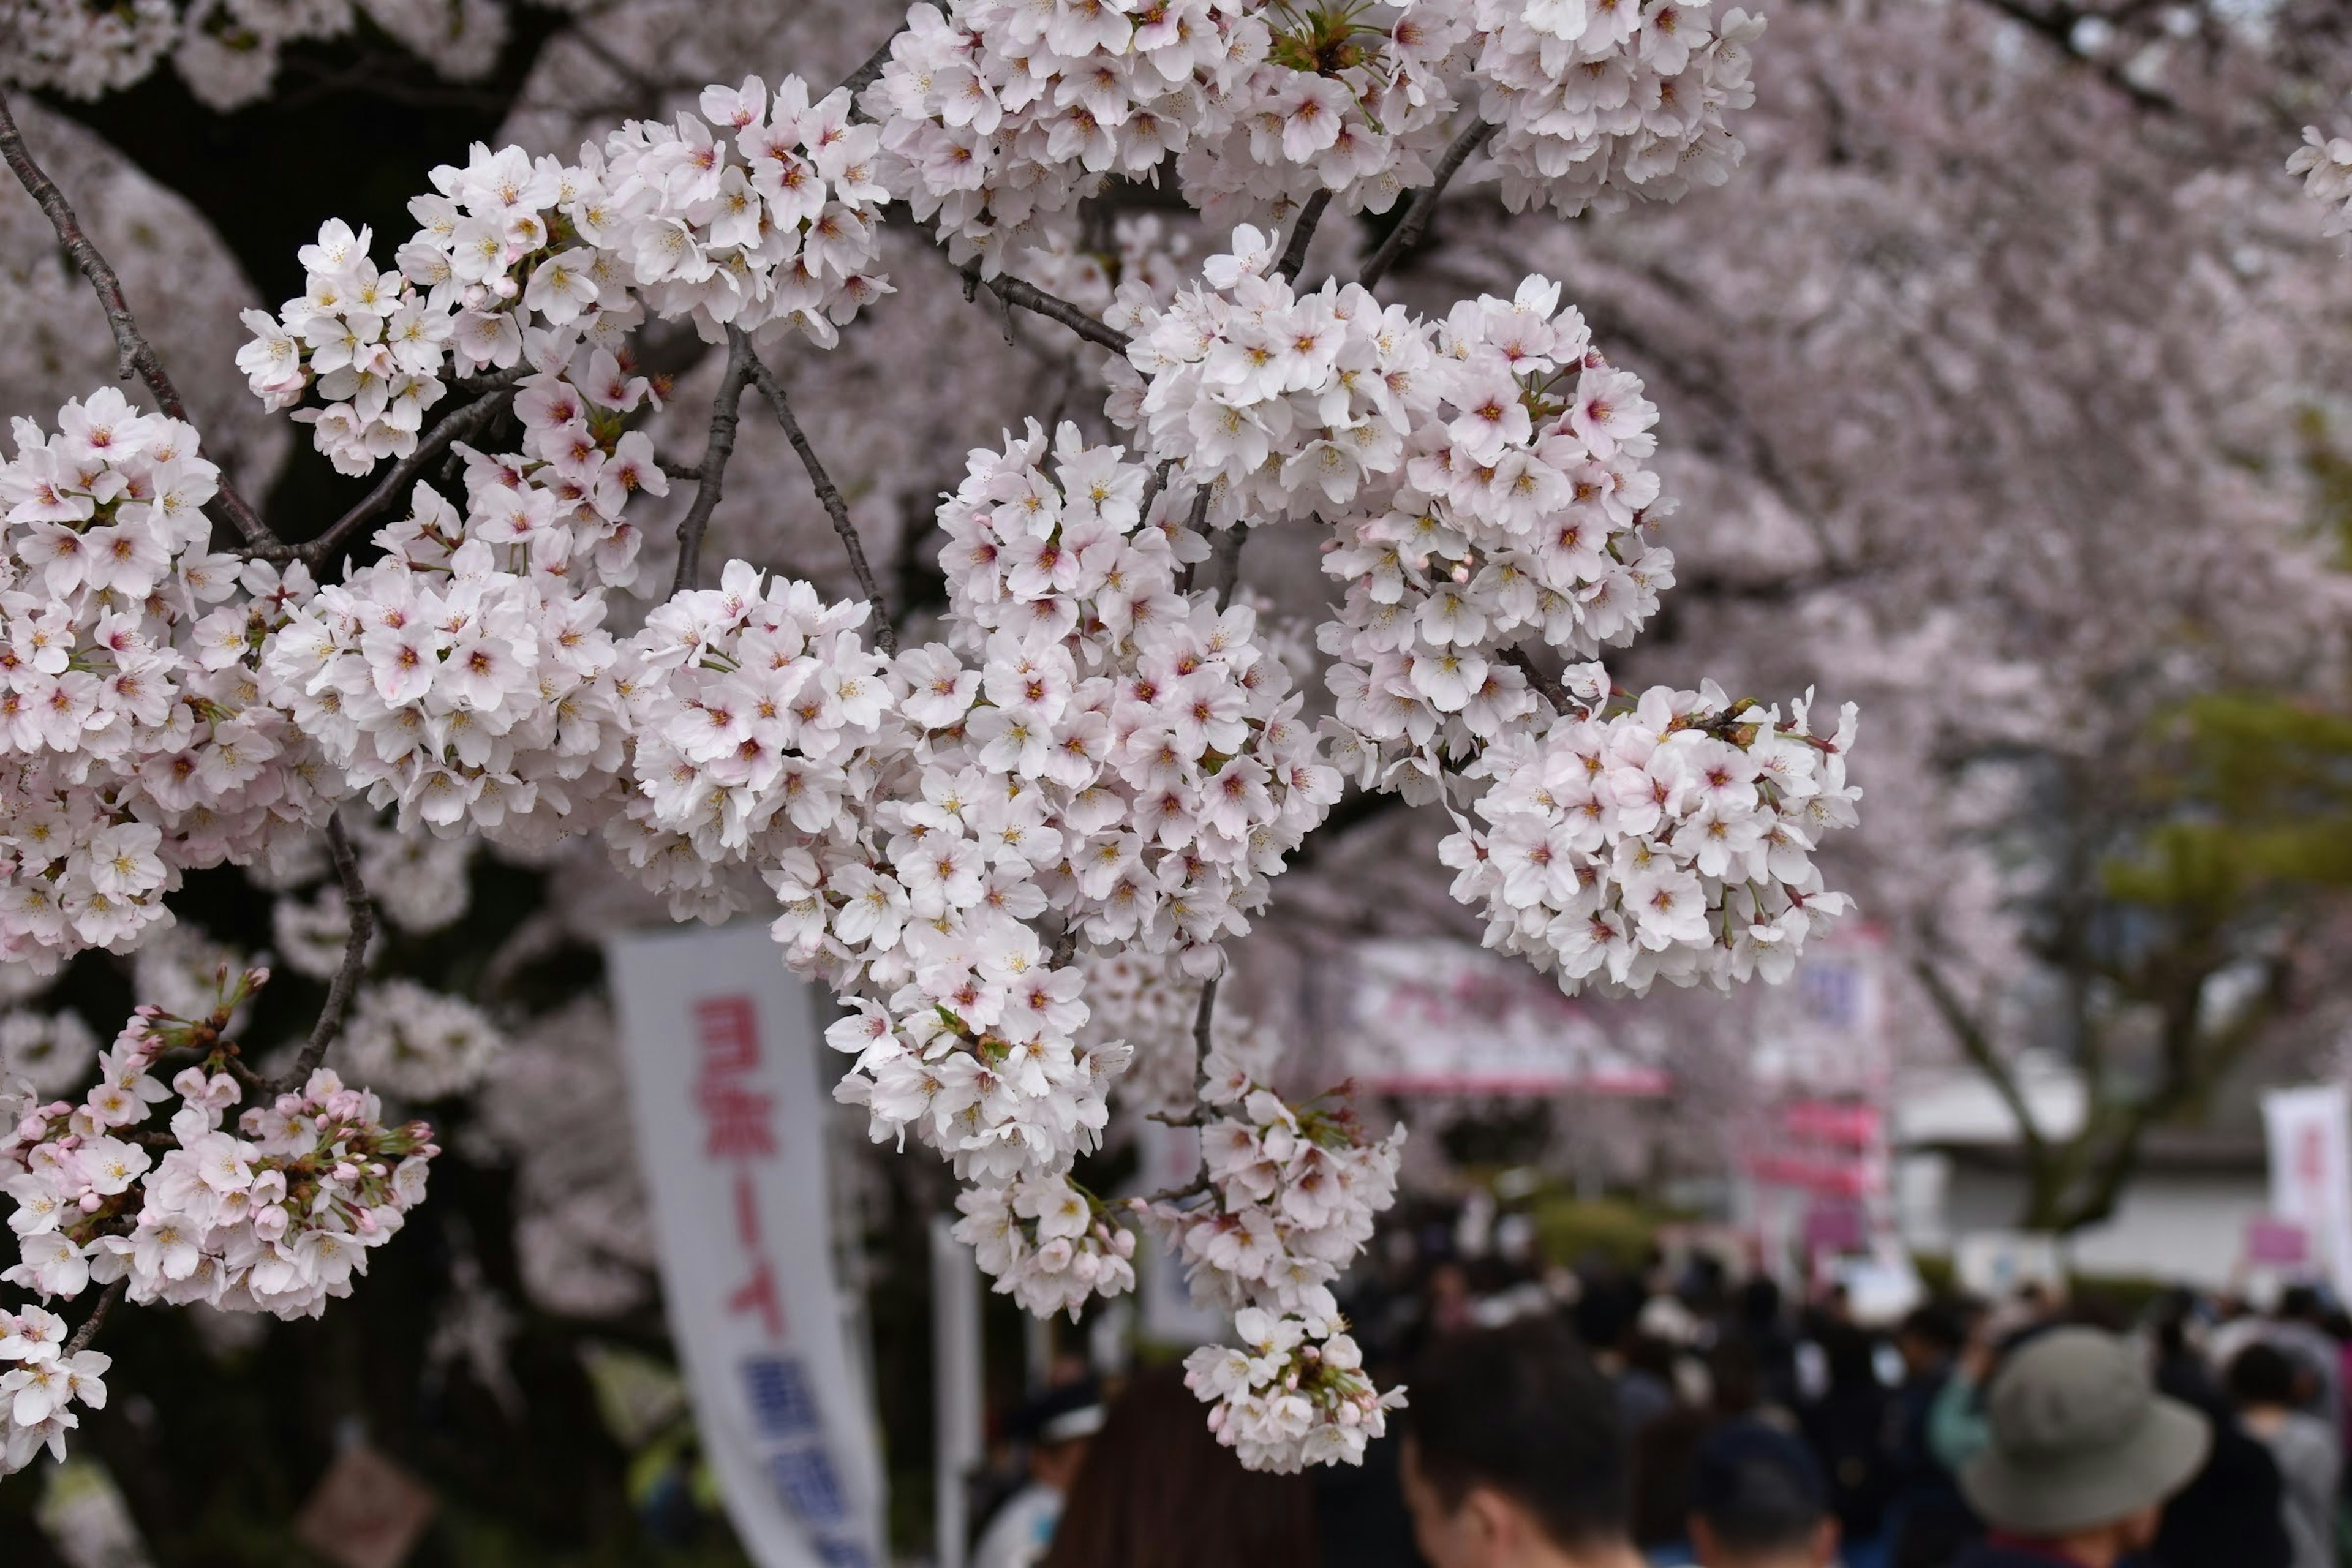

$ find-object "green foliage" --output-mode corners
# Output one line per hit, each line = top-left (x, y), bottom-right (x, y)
(1531, 1196), (1665, 1270)
(2108, 692), (2352, 918)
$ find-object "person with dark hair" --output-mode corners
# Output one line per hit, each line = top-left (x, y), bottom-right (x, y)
(1687, 1421), (1839, 1568)
(973, 1381), (1105, 1568)
(1400, 1318), (1642, 1568)
(2270, 1285), (2345, 1434)
(1793, 1319), (1889, 1544)
(1885, 1302), (1980, 1568)
(2228, 1342), (2342, 1568)
(1040, 1364), (1316, 1568)
(2145, 1308), (2291, 1568)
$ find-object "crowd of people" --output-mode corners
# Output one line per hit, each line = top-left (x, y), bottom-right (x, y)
(968, 1223), (2352, 1568)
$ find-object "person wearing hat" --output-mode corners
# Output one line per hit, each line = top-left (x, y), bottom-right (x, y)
(1686, 1419), (1840, 1568)
(1951, 1326), (2212, 1568)
(972, 1381), (1106, 1568)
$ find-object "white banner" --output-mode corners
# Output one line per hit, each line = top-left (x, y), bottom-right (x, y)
(607, 924), (885, 1568)
(2263, 1083), (2352, 1304)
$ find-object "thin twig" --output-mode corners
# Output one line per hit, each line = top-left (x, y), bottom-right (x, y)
(1191, 973), (1219, 1070)
(1139, 458), (1179, 524)
(1137, 1174), (1213, 1207)
(1359, 119), (1496, 290)
(950, 256), (1133, 354)
(741, 338), (897, 654)
(672, 333), (755, 595)
(292, 376), (524, 567)
(268, 814), (374, 1096)
(1274, 190), (1332, 284)
(1175, 488), (1214, 590)
(1197, 528), (1245, 599)
(65, 1279), (126, 1355)
(0, 93), (276, 551)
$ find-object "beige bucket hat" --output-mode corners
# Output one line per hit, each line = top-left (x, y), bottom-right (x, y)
(1959, 1325), (2212, 1537)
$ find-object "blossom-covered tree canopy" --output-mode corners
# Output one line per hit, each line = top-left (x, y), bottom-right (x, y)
(1, 0), (2348, 1513)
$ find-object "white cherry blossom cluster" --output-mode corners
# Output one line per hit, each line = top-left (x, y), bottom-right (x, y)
(1438, 675), (1859, 994)
(0, 390), (330, 973)
(0, 0), (175, 100)
(1072, 947), (1204, 1117)
(240, 83), (889, 475)
(867, 0), (1262, 275)
(236, 218), (461, 478)
(1174, 2), (1472, 228)
(595, 75), (893, 346)
(1140, 1016), (1401, 1315)
(952, 1170), (1137, 1318)
(1316, 275), (1675, 774)
(257, 497), (635, 849)
(2, 0), (506, 109)
(0, 1008), (98, 1097)
(1472, 0), (1765, 219)
(2290, 126), (2352, 254)
(1, 971), (437, 1329)
(1183, 1300), (1401, 1471)
(1110, 224), (1441, 527)
(337, 978), (506, 1100)
(0, 1298), (110, 1476)
(609, 561), (905, 921)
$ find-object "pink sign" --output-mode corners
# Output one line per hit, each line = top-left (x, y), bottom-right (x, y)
(2247, 1217), (2312, 1268)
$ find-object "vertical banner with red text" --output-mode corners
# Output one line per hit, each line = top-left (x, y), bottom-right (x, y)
(608, 923), (884, 1568)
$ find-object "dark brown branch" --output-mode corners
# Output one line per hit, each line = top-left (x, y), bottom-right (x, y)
(290, 374), (526, 567)
(1359, 119), (1496, 290)
(1502, 646), (1571, 712)
(64, 1278), (126, 1355)
(0, 93), (276, 551)
(1139, 457), (1180, 524)
(951, 257), (1133, 354)
(671, 333), (755, 595)
(740, 338), (897, 654)
(1137, 1174), (1212, 1207)
(269, 813), (374, 1097)
(1274, 190), (1332, 284)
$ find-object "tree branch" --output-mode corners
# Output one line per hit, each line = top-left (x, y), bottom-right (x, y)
(290, 372), (526, 567)
(950, 255), (1133, 354)
(1359, 119), (1496, 290)
(1913, 952), (2048, 1161)
(740, 337), (896, 654)
(270, 813), (374, 1097)
(671, 332), (754, 595)
(1274, 190), (1332, 284)
(64, 1278), (126, 1355)
(1502, 646), (1571, 713)
(0, 92), (276, 551)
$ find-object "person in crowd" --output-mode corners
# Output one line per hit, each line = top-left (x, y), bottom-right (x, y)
(972, 1382), (1104, 1568)
(2146, 1302), (2293, 1568)
(2268, 1286), (2345, 1433)
(2227, 1342), (2341, 1568)
(1400, 1317), (1644, 1568)
(1949, 1327), (2210, 1568)
(1686, 1421), (1840, 1568)
(1883, 1303), (1979, 1568)
(1040, 1365), (1316, 1568)
(1794, 1318), (1890, 1545)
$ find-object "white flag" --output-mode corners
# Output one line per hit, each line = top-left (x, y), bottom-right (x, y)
(2263, 1083), (2352, 1305)
(607, 923), (885, 1568)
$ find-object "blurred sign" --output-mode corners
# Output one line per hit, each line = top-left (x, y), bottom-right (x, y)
(2262, 1084), (2352, 1302)
(608, 924), (885, 1568)
(293, 1444), (435, 1568)
(1751, 926), (1890, 1096)
(1954, 1231), (2065, 1300)
(1130, 1118), (1229, 1346)
(2246, 1217), (2312, 1268)
(1343, 939), (1668, 1096)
